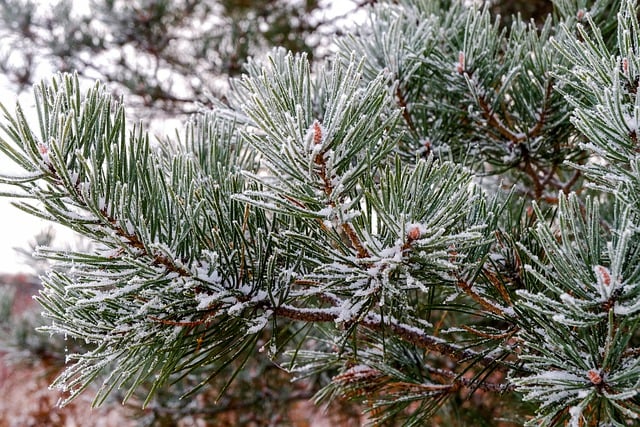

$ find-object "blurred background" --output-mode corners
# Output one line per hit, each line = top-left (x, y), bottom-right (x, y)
(0, 1), (553, 426)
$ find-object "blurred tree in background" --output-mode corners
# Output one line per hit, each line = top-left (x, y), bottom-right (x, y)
(0, 0), (569, 118)
(0, 0), (343, 117)
(489, 0), (554, 25)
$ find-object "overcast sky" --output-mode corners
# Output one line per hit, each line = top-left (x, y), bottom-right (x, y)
(0, 82), (51, 273)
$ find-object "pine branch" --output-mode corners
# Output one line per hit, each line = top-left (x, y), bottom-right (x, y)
(273, 304), (507, 371)
(1, 2), (640, 426)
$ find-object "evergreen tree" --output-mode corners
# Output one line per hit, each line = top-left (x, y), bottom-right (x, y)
(0, 0), (639, 425)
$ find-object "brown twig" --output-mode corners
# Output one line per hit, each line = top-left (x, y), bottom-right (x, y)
(525, 79), (553, 140)
(518, 145), (545, 199)
(562, 170), (582, 194)
(483, 267), (513, 306)
(456, 277), (506, 316)
(425, 366), (515, 393)
(477, 95), (523, 144)
(311, 121), (370, 259)
(395, 85), (418, 135)
(273, 304), (509, 371)
(461, 324), (518, 341)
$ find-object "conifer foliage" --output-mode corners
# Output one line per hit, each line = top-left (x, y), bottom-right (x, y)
(0, 0), (639, 425)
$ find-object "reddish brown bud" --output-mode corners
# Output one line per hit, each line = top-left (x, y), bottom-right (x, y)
(456, 51), (465, 74)
(448, 244), (458, 264)
(407, 226), (422, 241)
(595, 265), (611, 287)
(313, 120), (322, 145)
(587, 369), (602, 385)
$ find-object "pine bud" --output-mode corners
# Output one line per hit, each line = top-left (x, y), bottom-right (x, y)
(594, 265), (611, 287)
(587, 369), (602, 386)
(448, 244), (458, 264)
(313, 120), (322, 145)
(407, 226), (422, 242)
(38, 143), (47, 155)
(456, 51), (465, 74)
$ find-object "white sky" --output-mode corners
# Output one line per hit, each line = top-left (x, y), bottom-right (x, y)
(0, 82), (53, 273)
(0, 0), (363, 274)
